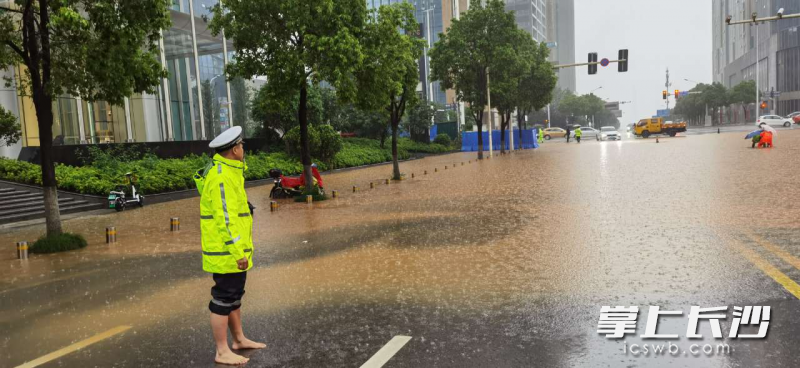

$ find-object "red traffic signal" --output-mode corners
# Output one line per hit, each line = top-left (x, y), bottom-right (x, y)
(662, 91), (667, 100)
(674, 90), (680, 99)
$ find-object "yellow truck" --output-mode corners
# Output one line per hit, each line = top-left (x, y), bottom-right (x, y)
(633, 118), (687, 138)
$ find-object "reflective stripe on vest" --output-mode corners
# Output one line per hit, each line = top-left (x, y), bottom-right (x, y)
(203, 248), (252, 256)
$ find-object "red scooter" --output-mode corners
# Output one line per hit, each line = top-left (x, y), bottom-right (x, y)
(269, 164), (324, 199)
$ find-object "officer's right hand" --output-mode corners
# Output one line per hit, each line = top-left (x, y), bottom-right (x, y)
(236, 257), (248, 270)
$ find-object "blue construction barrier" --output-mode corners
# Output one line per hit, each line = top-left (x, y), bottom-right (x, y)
(461, 129), (540, 151)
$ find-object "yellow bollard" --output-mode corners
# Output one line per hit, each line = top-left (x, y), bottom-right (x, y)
(370, 182), (375, 189)
(306, 195), (313, 204)
(170, 217), (180, 231)
(332, 190), (338, 198)
(353, 186), (359, 193)
(106, 227), (117, 243)
(270, 201), (278, 212)
(411, 173), (415, 179)
(16, 241), (28, 260)
(385, 179), (390, 185)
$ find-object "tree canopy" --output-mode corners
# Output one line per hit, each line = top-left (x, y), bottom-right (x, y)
(430, 0), (520, 159)
(211, 0), (368, 189)
(0, 0), (171, 235)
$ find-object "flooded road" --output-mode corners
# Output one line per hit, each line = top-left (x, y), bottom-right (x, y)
(1, 130), (799, 367)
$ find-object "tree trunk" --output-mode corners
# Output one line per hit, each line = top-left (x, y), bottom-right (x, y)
(34, 93), (62, 235)
(476, 112), (484, 160)
(299, 83), (314, 191)
(29, 3), (62, 236)
(499, 114), (506, 154)
(391, 114), (400, 180)
(380, 130), (386, 149)
(517, 112), (524, 149)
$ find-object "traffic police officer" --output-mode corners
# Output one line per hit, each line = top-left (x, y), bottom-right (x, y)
(194, 126), (265, 365)
(574, 126), (582, 143)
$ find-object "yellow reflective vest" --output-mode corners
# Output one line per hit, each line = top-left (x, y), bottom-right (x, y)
(575, 128), (582, 137)
(194, 154), (253, 274)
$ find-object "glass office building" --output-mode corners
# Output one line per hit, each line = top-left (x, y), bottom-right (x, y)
(2, 0), (258, 156)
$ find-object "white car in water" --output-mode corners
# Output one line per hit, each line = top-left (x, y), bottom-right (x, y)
(599, 126), (621, 141)
(756, 115), (792, 128)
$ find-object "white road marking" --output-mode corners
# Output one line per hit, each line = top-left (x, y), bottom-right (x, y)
(359, 335), (412, 368)
(15, 325), (132, 368)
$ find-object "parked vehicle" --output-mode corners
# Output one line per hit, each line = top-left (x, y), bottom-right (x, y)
(542, 127), (566, 140)
(756, 115), (792, 128)
(269, 165), (325, 199)
(570, 126), (601, 141)
(108, 172), (144, 212)
(633, 118), (686, 138)
(599, 126), (621, 141)
(784, 112), (800, 124)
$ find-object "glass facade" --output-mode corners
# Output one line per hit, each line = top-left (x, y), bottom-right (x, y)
(10, 0), (258, 150)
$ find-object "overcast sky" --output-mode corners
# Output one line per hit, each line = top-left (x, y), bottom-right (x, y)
(573, 0), (712, 123)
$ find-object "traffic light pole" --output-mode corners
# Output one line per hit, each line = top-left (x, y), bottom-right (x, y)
(552, 59), (626, 69)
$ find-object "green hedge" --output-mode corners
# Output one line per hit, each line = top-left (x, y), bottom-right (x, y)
(0, 138), (453, 196)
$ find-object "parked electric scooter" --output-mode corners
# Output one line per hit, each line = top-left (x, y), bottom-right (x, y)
(108, 172), (144, 211)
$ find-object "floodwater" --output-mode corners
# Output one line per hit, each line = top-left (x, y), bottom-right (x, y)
(1, 129), (799, 367)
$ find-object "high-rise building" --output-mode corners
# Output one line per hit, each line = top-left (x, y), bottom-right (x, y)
(545, 0), (576, 93)
(712, 0), (800, 115)
(504, 0), (547, 42)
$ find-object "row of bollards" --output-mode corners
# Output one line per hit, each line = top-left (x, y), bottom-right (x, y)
(14, 157), (482, 256)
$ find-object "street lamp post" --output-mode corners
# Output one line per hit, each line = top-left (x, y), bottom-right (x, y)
(726, 9), (800, 122)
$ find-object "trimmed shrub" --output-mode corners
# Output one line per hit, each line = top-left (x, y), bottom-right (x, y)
(433, 134), (452, 147)
(30, 233), (88, 254)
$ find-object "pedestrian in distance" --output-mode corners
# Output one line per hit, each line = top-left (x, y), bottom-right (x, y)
(193, 126), (265, 365)
(565, 125), (571, 143)
(575, 126), (582, 143)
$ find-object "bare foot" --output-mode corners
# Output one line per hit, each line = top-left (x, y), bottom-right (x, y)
(215, 350), (249, 365)
(232, 337), (267, 350)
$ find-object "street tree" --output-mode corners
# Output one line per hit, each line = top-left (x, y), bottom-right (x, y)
(251, 82), (324, 139)
(701, 82), (730, 125)
(355, 3), (424, 180)
(403, 100), (435, 143)
(730, 80), (756, 121)
(492, 29), (531, 154)
(0, 106), (20, 146)
(211, 0), (366, 190)
(513, 37), (556, 148)
(0, 0), (171, 235)
(430, 0), (519, 160)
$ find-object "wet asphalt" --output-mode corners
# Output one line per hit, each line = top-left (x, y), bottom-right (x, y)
(1, 129), (799, 368)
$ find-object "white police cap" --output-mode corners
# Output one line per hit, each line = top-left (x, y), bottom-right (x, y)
(209, 126), (243, 151)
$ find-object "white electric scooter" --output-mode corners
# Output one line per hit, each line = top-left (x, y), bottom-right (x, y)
(108, 172), (144, 212)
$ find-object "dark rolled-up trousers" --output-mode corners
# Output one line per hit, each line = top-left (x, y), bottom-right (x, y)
(209, 271), (247, 316)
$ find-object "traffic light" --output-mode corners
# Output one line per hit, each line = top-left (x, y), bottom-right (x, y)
(662, 91), (667, 100)
(618, 49), (629, 72)
(588, 53), (598, 75)
(674, 90), (680, 99)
